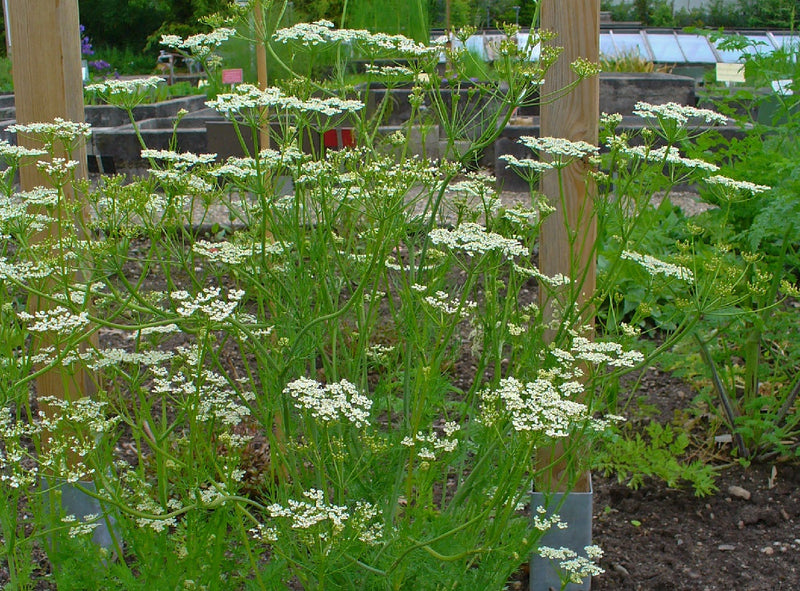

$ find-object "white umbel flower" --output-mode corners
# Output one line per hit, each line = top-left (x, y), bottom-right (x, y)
(633, 101), (729, 126)
(429, 222), (529, 258)
(621, 250), (694, 282)
(284, 377), (372, 427)
(706, 175), (770, 195)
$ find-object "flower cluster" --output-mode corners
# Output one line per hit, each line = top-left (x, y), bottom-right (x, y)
(37, 396), (120, 439)
(207, 84), (364, 120)
(519, 136), (599, 166)
(264, 488), (384, 545)
(365, 343), (394, 363)
(62, 513), (100, 538)
(429, 222), (529, 258)
(0, 258), (52, 282)
(160, 28), (236, 59)
(273, 20), (437, 58)
(617, 143), (719, 173)
(633, 101), (728, 126)
(365, 64), (414, 78)
(401, 421), (460, 462)
(621, 250), (694, 282)
(192, 239), (252, 265)
(151, 366), (254, 427)
(8, 118), (92, 146)
(171, 286), (245, 322)
(80, 347), (175, 370)
(17, 306), (90, 336)
(538, 545), (605, 585)
(706, 175), (770, 195)
(196, 371), (254, 427)
(209, 157), (257, 180)
(531, 505), (568, 532)
(0, 140), (47, 164)
(0, 407), (41, 489)
(480, 377), (590, 437)
(513, 264), (572, 288)
(85, 76), (164, 96)
(499, 154), (554, 173)
(16, 187), (59, 206)
(284, 378), (372, 428)
(141, 149), (217, 170)
(86, 77), (166, 109)
(150, 169), (212, 193)
(561, 336), (644, 368)
(37, 158), (80, 183)
(414, 286), (477, 319)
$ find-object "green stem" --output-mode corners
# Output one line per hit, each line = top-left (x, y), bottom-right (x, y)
(694, 332), (749, 458)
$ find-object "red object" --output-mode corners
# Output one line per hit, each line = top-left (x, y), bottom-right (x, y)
(323, 128), (356, 149)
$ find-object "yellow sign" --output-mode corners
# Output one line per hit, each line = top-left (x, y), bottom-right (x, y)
(716, 63), (745, 83)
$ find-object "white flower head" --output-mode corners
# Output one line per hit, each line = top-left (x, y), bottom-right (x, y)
(86, 76), (164, 96)
(633, 101), (729, 126)
(284, 377), (372, 427)
(171, 286), (245, 322)
(499, 154), (554, 173)
(519, 136), (599, 165)
(160, 28), (235, 59)
(17, 306), (90, 335)
(621, 250), (693, 282)
(192, 239), (252, 265)
(420, 289), (477, 318)
(273, 21), (437, 57)
(706, 175), (770, 195)
(8, 118), (91, 145)
(141, 149), (217, 169)
(265, 488), (383, 544)
(0, 140), (48, 162)
(538, 545), (605, 584)
(429, 222), (529, 258)
(480, 377), (590, 437)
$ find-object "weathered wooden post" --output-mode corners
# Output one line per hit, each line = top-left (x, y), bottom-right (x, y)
(255, 0), (270, 150)
(532, 2), (599, 589)
(8, 0), (115, 549)
(537, 0), (599, 494)
(8, 0), (91, 427)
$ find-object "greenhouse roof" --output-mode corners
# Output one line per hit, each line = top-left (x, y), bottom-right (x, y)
(449, 30), (798, 65)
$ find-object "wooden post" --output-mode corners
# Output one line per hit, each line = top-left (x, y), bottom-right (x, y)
(537, 0), (599, 494)
(8, 0), (92, 460)
(255, 0), (270, 151)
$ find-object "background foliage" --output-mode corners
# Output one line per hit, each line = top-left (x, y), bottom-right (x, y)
(602, 0), (800, 28)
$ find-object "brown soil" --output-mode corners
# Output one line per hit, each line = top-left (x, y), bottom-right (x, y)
(508, 370), (800, 591)
(590, 461), (800, 591)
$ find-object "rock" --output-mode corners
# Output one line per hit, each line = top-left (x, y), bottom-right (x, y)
(728, 485), (752, 500)
(739, 506), (780, 526)
(613, 563), (630, 576)
(718, 544), (736, 551)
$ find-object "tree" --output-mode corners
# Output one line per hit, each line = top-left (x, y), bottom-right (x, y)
(78, 0), (169, 51)
(77, 0), (236, 52)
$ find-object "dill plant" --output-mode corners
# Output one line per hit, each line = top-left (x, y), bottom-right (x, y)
(0, 10), (763, 591)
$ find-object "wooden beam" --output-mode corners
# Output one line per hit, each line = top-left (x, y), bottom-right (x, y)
(538, 0), (599, 493)
(255, 0), (270, 151)
(8, 0), (87, 172)
(8, 0), (93, 464)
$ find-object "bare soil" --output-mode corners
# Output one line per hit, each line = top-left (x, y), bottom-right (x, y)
(509, 369), (800, 591)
